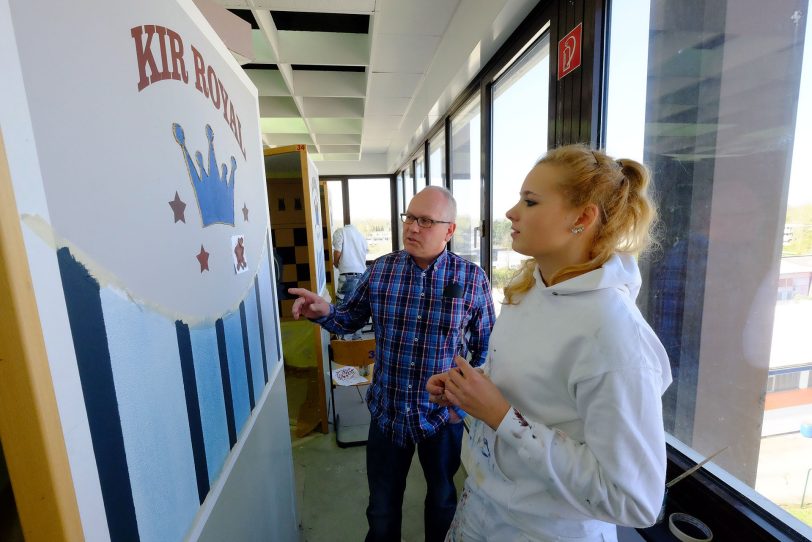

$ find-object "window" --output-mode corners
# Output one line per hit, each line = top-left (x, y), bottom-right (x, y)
(402, 166), (414, 251)
(429, 130), (446, 187)
(491, 34), (550, 312)
(347, 178), (392, 260)
(450, 96), (482, 265)
(415, 153), (426, 189)
(767, 373), (802, 394)
(606, 0), (812, 534)
(397, 170), (405, 214)
(325, 180), (344, 239)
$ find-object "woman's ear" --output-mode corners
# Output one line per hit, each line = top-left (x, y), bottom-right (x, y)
(573, 203), (600, 232)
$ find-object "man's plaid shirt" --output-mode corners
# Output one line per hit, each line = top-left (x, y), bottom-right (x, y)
(314, 249), (495, 446)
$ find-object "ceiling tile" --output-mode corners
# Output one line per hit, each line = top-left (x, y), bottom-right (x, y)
(293, 71), (367, 97)
(260, 117), (308, 133)
(321, 153), (361, 161)
(263, 133), (314, 145)
(361, 140), (391, 153)
(246, 1), (376, 13)
(259, 96), (300, 117)
(375, 0), (460, 36)
(367, 72), (422, 98)
(364, 96), (411, 116)
(363, 115), (402, 135)
(308, 117), (363, 133)
(301, 97), (364, 117)
(318, 144), (361, 153)
(251, 30), (277, 63)
(217, 0), (252, 8)
(373, 34), (440, 73)
(278, 31), (370, 65)
(315, 133), (362, 144)
(245, 69), (289, 96)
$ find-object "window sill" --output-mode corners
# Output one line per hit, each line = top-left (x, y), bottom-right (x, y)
(634, 444), (810, 541)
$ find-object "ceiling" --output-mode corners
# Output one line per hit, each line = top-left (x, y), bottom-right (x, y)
(208, 0), (539, 175)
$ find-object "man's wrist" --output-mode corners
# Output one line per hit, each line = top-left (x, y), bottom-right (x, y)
(310, 304), (334, 323)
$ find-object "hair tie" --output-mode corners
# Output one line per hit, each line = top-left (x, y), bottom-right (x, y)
(616, 159), (624, 168)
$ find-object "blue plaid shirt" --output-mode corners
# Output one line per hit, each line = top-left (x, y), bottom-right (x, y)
(314, 249), (495, 446)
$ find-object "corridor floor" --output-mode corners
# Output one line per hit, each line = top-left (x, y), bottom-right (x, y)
(292, 430), (466, 542)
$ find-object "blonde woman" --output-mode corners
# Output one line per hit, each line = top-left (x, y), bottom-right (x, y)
(428, 145), (672, 541)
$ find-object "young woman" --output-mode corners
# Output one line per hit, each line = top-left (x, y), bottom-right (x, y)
(427, 144), (672, 541)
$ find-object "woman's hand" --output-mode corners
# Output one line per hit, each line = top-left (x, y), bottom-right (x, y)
(444, 355), (510, 430)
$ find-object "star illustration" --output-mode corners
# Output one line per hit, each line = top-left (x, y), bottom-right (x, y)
(169, 191), (186, 223)
(242, 203), (249, 222)
(196, 245), (210, 272)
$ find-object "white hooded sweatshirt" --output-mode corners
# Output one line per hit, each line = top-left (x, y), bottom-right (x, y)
(466, 253), (672, 541)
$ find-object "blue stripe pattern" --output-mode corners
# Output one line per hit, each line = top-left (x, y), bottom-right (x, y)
(189, 324), (230, 483)
(99, 288), (198, 542)
(257, 237), (282, 374)
(54, 229), (283, 540)
(216, 320), (237, 447)
(254, 275), (269, 383)
(56, 248), (140, 542)
(176, 321), (209, 503)
(243, 283), (267, 398)
(239, 303), (256, 410)
(222, 310), (251, 437)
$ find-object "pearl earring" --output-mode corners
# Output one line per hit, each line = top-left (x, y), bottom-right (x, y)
(571, 225), (584, 234)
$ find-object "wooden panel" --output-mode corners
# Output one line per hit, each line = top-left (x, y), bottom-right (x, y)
(267, 179), (306, 226)
(330, 339), (376, 367)
(0, 132), (83, 539)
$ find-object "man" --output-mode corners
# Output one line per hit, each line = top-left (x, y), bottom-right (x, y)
(289, 186), (495, 542)
(332, 223), (368, 303)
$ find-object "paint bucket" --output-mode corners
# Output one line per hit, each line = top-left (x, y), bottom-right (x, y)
(668, 512), (713, 541)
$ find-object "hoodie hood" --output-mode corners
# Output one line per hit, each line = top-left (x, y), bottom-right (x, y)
(536, 253), (642, 300)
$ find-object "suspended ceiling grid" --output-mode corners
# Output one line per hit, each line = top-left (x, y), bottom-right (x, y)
(213, 0), (540, 174)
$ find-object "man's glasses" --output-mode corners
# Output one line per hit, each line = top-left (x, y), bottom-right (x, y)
(400, 213), (452, 228)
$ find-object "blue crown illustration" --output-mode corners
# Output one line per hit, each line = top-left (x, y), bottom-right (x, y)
(173, 123), (236, 226)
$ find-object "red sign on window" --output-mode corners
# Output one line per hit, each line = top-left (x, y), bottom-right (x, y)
(557, 23), (583, 80)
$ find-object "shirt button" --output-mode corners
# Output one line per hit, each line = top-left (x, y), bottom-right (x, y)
(417, 315), (422, 320)
(413, 337), (418, 342)
(420, 292), (425, 297)
(410, 362), (415, 366)
(406, 406), (410, 412)
(408, 384), (412, 389)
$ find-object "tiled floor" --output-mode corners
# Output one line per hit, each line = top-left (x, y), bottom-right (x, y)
(291, 430), (466, 542)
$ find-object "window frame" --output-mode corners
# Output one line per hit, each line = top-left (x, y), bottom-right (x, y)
(392, 0), (812, 538)
(319, 174), (398, 256)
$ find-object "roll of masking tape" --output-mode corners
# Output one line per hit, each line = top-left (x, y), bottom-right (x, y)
(668, 512), (713, 542)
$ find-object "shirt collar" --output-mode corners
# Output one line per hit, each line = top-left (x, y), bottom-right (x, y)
(402, 248), (448, 272)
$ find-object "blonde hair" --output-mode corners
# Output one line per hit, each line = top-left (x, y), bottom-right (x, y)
(503, 144), (658, 304)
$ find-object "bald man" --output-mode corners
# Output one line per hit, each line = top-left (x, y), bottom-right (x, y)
(290, 186), (495, 542)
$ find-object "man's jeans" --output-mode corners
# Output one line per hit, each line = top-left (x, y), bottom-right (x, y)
(337, 274), (362, 339)
(337, 274), (361, 301)
(364, 421), (464, 542)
